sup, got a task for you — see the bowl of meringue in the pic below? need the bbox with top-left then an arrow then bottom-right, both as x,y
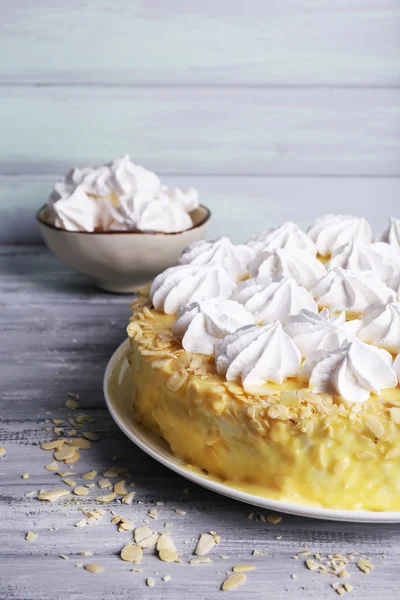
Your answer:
37,156 -> 211,292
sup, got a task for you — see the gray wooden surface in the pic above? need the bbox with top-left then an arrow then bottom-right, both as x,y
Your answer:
1,244 -> 399,600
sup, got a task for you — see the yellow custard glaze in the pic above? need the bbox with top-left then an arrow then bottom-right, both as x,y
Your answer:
128,299 -> 400,512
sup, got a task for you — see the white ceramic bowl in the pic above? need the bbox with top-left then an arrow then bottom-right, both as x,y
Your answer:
37,204 -> 211,293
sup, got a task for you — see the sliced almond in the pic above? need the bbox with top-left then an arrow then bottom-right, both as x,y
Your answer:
190,557 -> 212,565
94,492 -> 116,503
389,407 -> 400,425
266,514 -> 282,524
82,470 -> 97,480
122,491 -> 136,504
194,533 -> 215,556
166,370 -> 188,392
65,398 -> 79,410
25,531 -> 38,542
233,565 -> 256,572
98,478 -> 112,489
0,447 -> 6,458
146,578 -> 155,588
73,486 -> 89,496
84,564 -> 104,574
121,544 -> 143,563
82,432 -> 100,441
75,519 -> 87,528
54,446 -> 77,461
114,480 -> 128,495
159,549 -> 179,563
157,534 -> 176,553
65,451 -> 81,464
119,521 -> 135,532
364,415 -> 385,439
38,490 -> 70,502
102,470 -> 119,478
134,526 -> 159,548
221,573 -> 247,591
62,478 -> 76,487
68,438 -> 91,449
41,440 -> 65,451
45,461 -> 59,472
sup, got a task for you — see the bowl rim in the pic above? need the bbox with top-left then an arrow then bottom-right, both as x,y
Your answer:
36,203 -> 211,236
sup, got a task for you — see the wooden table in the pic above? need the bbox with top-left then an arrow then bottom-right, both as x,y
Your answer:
1,245 -> 399,600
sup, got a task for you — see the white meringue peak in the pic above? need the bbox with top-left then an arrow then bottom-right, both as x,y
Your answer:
249,249 -> 326,290
49,186 -> 99,232
394,353 -> 400,379
301,340 -> 398,403
247,222 -> 317,255
179,237 -> 255,282
285,308 -> 362,359
328,240 -> 400,282
389,273 -> 400,300
307,214 -> 373,257
379,217 -> 400,251
231,276 -> 318,325
359,300 -> 400,354
313,267 -> 395,315
47,156 -> 199,233
150,264 -> 236,315
172,298 -> 255,355
215,322 -> 302,392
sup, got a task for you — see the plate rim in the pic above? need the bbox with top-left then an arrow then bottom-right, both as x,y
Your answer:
104,338 -> 400,523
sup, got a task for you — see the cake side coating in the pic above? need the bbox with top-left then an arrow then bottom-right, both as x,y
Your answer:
128,295 -> 400,511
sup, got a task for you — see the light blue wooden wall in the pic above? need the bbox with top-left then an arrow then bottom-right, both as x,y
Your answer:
1,0 -> 399,243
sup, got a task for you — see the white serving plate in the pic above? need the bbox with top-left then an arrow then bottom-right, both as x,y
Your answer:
104,339 -> 400,523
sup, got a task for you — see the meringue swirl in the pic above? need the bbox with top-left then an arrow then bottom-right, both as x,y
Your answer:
249,249 -> 326,290
150,264 -> 236,315
215,322 -> 301,392
359,300 -> 400,354
328,241 -> 400,282
172,298 -> 255,355
389,273 -> 400,300
308,214 -> 373,257
285,308 -> 361,358
247,222 -> 316,255
47,155 -> 199,233
231,276 -> 318,324
179,237 -> 255,282
313,267 -> 395,315
379,217 -> 400,251
301,340 -> 398,402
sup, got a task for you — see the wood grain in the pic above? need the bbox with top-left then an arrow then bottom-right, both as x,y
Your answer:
1,0 -> 399,85
1,174 -> 399,244
1,245 -> 400,599
1,87 -> 400,177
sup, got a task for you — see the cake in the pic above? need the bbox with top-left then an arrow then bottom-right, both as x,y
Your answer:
127,216 -> 400,511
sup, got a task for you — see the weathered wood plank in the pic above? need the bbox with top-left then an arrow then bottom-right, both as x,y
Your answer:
1,246 -> 400,599
1,0 -> 399,85
0,175 -> 399,244
2,87 -> 399,178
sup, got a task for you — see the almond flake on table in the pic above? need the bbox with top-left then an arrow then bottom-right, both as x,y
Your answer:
114,480 -> 128,495
94,492 -> 116,503
69,438 -> 91,449
82,470 -> 97,480
221,573 -> 247,591
22,473 -> 29,479
122,491 -> 136,504
45,461 -> 59,472
194,533 -> 216,556
82,432 -> 100,441
65,398 -> 79,410
146,578 -> 155,588
73,486 -> 89,496
0,447 -> 6,458
84,564 -> 104,574
25,531 -> 38,542
232,565 -> 256,572
121,544 -> 143,563
98,478 -> 112,489
38,490 -> 70,502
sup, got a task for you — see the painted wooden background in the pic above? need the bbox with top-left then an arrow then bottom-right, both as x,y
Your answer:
1,0 -> 399,242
